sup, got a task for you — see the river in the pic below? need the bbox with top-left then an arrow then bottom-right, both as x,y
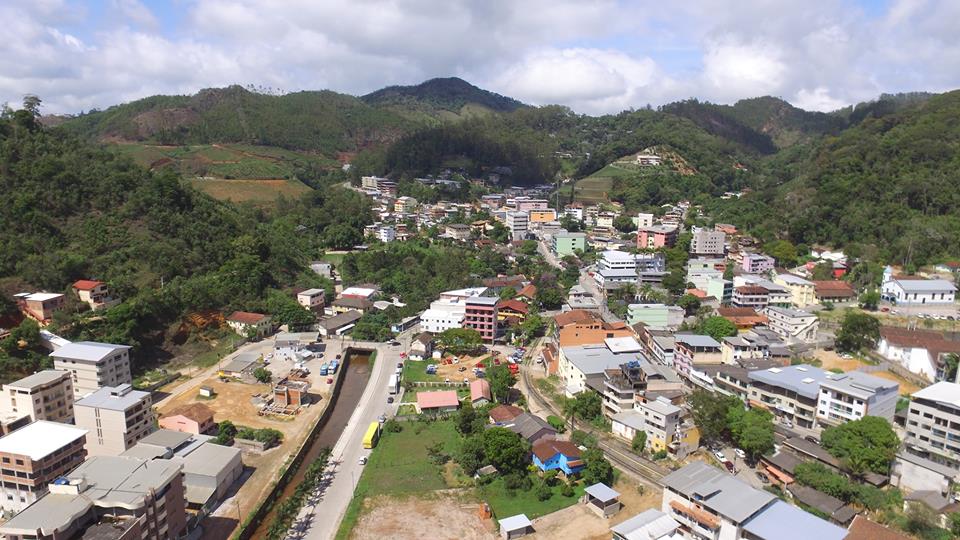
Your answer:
247,349 -> 372,540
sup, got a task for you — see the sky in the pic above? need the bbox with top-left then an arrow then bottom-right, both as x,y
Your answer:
3,0 -> 960,115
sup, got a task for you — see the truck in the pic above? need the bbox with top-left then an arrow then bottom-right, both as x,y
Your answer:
388,373 -> 400,395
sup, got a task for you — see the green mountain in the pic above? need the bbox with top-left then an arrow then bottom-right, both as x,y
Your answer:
361,77 -> 526,120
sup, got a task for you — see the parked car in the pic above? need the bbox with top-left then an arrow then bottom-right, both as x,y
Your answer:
387,396 -> 394,404
396,362 -> 403,368
390,341 -> 401,346
713,450 -> 726,461
805,435 -> 820,445
358,456 -> 368,465
734,448 -> 746,459
723,460 -> 735,473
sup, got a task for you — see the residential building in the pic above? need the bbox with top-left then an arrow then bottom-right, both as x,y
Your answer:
773,273 -> 817,307
716,307 -> 767,330
72,280 -> 120,311
421,299 -> 467,334
612,396 -> 684,454
310,261 -> 332,279
881,266 -> 957,305
0,455 -> 187,540
51,341 -> 132,398
637,225 -> 678,249
506,211 -> 529,241
496,299 -> 528,325
626,304 -> 684,329
689,227 -> 726,257
318,310 -> 362,337
531,439 -> 583,476
660,461 -> 847,540
376,224 -> 396,243
515,198 -> 549,212
0,421 -> 87,512
558,338 -> 646,395
500,413 -> 556,444
159,403 -> 216,435
13,292 -> 65,325
763,306 -> 819,343
225,311 -> 272,338
408,332 -> 434,361
529,209 -> 557,223
813,280 -> 856,303
415,391 -> 460,414
470,379 -> 492,406
331,296 -> 373,314
877,327 -> 960,382
74,384 -> 155,457
636,153 -> 662,166
611,509 -> 680,540
488,404 -> 524,425
636,213 -> 654,228
463,297 -> 498,343
715,223 -> 738,235
556,312 -> 634,348
846,515 -> 911,540
732,286 -> 771,309
296,288 -> 326,312
445,223 -> 472,241
0,370 -> 74,424
816,371 -> 899,426
673,335 -> 722,376
895,382 -> 960,492
741,253 -> 775,274
394,196 -> 418,214
563,203 -> 584,221
602,358 -> 683,418
552,232 -> 586,257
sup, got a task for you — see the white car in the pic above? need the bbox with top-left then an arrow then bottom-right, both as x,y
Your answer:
358,456 -> 368,465
734,448 -> 746,459
713,450 -> 726,461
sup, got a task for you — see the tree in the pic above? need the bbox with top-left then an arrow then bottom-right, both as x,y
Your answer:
487,364 -> 516,403
482,427 -> 529,475
727,407 -> 775,460
455,401 -> 481,435
519,313 -> 545,341
811,262 -> 835,281
821,416 -> 899,475
499,287 -> 517,300
535,286 -> 564,310
581,447 -> 614,485
632,431 -> 647,453
253,367 -> 272,384
858,290 -> 880,311
949,512 -> 960,536
701,316 -> 737,341
677,294 -> 702,316
614,214 -> 636,233
763,239 -> 799,266
835,311 -> 881,354
457,435 -> 485,476
436,327 -> 483,355
689,390 -> 741,443
944,353 -> 959,383
562,391 -> 603,423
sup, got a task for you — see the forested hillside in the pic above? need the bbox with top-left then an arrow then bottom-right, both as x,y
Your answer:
361,77 -> 525,120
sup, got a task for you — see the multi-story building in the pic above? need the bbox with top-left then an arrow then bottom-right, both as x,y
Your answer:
0,455 -> 187,540
506,211 -> 529,241
741,253 -> 775,274
376,224 -> 396,243
748,365 -> 825,430
13,292 -> 65,325
763,306 -> 819,343
514,198 -> 549,212
673,335 -> 722,376
463,297 -> 498,343
637,225 -> 678,249
0,421 -> 87,512
51,341 -> 133,398
878,327 -> 960,382
636,213 -> 654,228
75,384 -> 155,457
296,288 -> 325,313
881,266 -> 957,305
563,203 -> 585,221
444,223 -> 472,241
816,371 -> 899,426
689,227 -> 726,257
732,285 -> 771,309
893,382 -> 960,494
72,280 -> 120,311
529,209 -> 557,223
552,232 -> 586,257
393,196 -> 418,214
225,311 -> 272,339
773,273 -> 817,307
626,304 -> 684,329
661,462 -> 848,540
0,370 -> 75,424
559,338 -> 646,395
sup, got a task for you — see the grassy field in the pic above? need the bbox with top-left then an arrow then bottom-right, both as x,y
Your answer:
571,175 -> 613,204
336,420 -> 461,539
401,360 -> 441,383
112,143 -> 337,179
188,178 -> 312,206
478,477 -> 586,520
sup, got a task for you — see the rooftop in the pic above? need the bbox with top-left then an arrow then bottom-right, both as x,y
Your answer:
531,439 -> 581,461
584,482 -> 619,503
775,273 -> 814,286
226,311 -> 269,325
675,334 -> 721,348
0,421 -> 87,460
320,310 -> 363,330
5,369 -> 69,389
846,515 -> 911,540
638,396 -> 682,416
748,364 -> 832,399
610,509 -> 679,539
221,352 -> 260,373
417,390 -> 460,409
297,288 -> 325,297
561,344 -> 643,377
911,381 -> 960,405
891,277 -> 957,293
498,514 -> 532,532
819,370 -> 899,399
661,461 -> 775,523
75,384 -> 149,411
23,292 -> 64,302
72,280 -> 104,291
742,500 -> 848,540
50,341 -> 130,362
605,336 -> 642,353
340,286 -> 378,297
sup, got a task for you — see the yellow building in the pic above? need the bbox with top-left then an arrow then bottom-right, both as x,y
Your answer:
529,209 -> 557,223
773,273 -> 818,307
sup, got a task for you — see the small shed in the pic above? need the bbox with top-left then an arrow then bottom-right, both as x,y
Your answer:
583,482 -> 621,517
498,514 -> 533,540
199,386 -> 215,398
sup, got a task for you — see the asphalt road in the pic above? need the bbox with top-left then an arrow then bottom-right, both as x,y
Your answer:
285,331 -> 415,540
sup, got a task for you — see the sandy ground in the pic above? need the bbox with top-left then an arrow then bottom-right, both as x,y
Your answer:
433,353 -> 503,383
870,370 -> 922,395
813,350 -> 868,372
352,494 -> 495,540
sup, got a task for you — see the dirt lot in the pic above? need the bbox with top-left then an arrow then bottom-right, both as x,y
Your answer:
352,494 -> 495,540
870,370 -> 922,395
433,353 -> 505,383
527,477 -> 663,539
814,350 -> 868,372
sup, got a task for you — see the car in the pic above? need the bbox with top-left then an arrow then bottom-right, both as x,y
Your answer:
734,448 -> 746,459
397,362 -> 403,368
723,460 -> 735,473
390,341 -> 400,346
805,436 -> 820,445
713,450 -> 726,461
782,419 -> 794,428
387,396 -> 394,404
378,414 -> 387,423
358,456 -> 368,465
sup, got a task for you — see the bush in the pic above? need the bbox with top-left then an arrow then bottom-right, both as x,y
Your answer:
560,481 -> 575,497
384,419 -> 403,433
534,480 -> 552,501
546,415 -> 567,433
570,430 -> 597,448
652,450 -> 668,460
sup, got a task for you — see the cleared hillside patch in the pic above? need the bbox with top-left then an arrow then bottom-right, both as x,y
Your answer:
189,178 -> 312,207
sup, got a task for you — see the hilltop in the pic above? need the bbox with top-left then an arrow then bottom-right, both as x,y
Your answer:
361,77 -> 526,120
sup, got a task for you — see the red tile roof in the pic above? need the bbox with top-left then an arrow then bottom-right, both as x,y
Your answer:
227,311 -> 269,325
489,404 -> 524,423
470,379 -> 492,402
532,439 -> 581,462
846,515 -> 910,540
72,280 -> 104,291
553,309 -> 597,328
165,403 -> 215,424
880,327 -> 960,358
736,285 -> 768,295
417,390 -> 460,410
497,299 -> 529,314
813,280 -> 855,297
516,284 -> 537,299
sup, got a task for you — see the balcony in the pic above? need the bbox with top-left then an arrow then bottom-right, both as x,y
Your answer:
670,500 -> 720,534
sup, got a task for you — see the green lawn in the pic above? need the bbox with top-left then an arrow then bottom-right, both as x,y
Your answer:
335,420 -> 460,539
401,360 -> 441,382
478,477 -> 586,520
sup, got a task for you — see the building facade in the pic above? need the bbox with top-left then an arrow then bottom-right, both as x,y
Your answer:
0,421 -> 87,513
51,342 -> 132,398
74,384 -> 155,457
0,370 -> 74,424
463,297 -> 498,343
689,227 -> 726,257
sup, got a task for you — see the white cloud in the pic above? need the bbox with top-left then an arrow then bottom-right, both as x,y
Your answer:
0,0 -> 958,115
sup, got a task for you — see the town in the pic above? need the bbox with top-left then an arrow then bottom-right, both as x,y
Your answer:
1,161 -> 959,540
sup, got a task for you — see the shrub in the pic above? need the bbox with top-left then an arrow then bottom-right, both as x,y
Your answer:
560,481 -> 575,497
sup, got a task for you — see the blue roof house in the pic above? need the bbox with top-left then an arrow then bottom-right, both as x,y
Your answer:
532,439 -> 584,475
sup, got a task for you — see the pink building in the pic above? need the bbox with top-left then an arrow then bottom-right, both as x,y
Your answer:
741,253 -> 776,274
636,225 -> 679,249
463,297 -> 499,343
515,199 -> 549,212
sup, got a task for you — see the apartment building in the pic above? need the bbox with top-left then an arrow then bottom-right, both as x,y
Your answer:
296,288 -> 325,312
514,198 -> 549,212
636,212 -> 654,228
529,209 -> 557,223
552,232 -> 586,257
732,286 -> 771,309
75,384 -> 155,457
740,253 -> 775,274
0,455 -> 187,540
900,382 -> 960,478
0,421 -> 87,512
635,397 -> 683,452
394,196 -> 418,214
601,359 -> 683,418
773,273 -> 817,307
225,311 -> 272,339
376,224 -> 396,243
661,461 -> 847,540
563,203 -> 584,221
636,225 -> 678,249
559,338 -> 646,395
506,211 -> 529,241
689,227 -> 726,257
816,371 -> 899,426
673,335 -> 722,376
763,306 -> 819,343
463,297 -> 498,343
626,304 -> 684,329
0,370 -> 75,424
51,341 -> 132,398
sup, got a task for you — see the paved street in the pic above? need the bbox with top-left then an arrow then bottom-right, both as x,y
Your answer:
286,330 -> 416,540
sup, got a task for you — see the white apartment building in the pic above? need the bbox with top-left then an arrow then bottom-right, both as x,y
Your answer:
0,421 -> 87,512
0,370 -> 75,424
377,225 -> 396,243
74,384 -> 155,457
763,306 -> 819,343
816,371 -> 899,426
506,211 -> 529,241
689,227 -> 726,257
773,273 -> 817,307
893,382 -> 960,494
296,288 -> 325,312
51,341 -> 133,398
636,213 -> 654,228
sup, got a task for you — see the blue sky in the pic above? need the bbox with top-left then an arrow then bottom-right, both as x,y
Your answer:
2,0 -> 958,115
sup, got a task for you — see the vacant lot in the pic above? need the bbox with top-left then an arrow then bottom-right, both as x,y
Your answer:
479,477 -> 585,520
871,370 -> 922,395
113,143 -> 336,179
528,476 -> 662,539
189,178 -> 312,206
814,350 -> 868,372
352,495 -> 494,540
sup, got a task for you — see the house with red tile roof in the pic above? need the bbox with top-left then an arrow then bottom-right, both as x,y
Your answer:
497,299 -> 529,325
470,379 -> 492,405
226,311 -> 272,338
415,390 -> 460,414
488,404 -> 524,424
813,280 -> 856,302
73,280 -> 120,311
